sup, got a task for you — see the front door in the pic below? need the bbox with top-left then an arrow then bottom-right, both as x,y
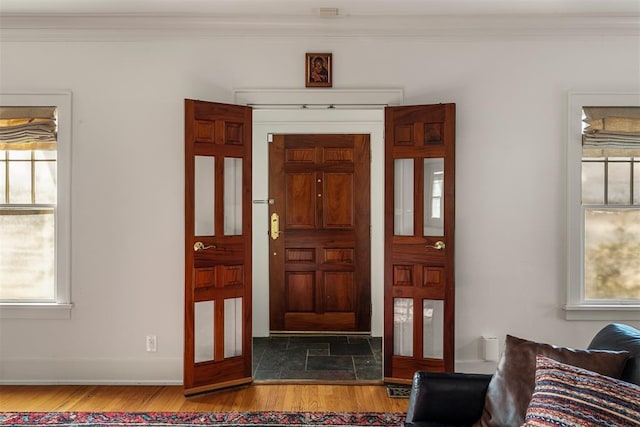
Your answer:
184,99 -> 253,395
383,104 -> 456,382
268,134 -> 371,332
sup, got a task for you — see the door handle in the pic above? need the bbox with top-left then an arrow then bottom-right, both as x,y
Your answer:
194,241 -> 216,252
270,213 -> 281,240
426,241 -> 445,250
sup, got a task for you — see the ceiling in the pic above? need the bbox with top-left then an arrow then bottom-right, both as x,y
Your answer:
0,0 -> 639,16
1,0 -> 638,38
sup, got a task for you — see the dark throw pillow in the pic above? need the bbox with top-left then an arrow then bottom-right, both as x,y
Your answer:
524,355 -> 640,426
473,334 -> 629,427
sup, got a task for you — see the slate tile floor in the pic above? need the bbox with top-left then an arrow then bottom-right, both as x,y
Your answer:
252,335 -> 382,381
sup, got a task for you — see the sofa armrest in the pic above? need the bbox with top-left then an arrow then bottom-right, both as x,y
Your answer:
405,371 -> 492,427
588,323 -> 640,386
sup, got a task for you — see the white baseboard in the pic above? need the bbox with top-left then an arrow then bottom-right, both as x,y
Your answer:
0,357 -> 183,385
1,357 -> 496,384
454,359 -> 498,375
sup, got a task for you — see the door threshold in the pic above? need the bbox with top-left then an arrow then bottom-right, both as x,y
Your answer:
269,331 -> 372,335
253,379 -> 384,386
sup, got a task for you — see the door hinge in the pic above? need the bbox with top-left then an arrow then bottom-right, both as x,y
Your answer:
267,133 -> 273,143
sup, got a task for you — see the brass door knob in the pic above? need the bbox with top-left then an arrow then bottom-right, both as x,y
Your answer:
426,241 -> 445,250
194,241 -> 216,252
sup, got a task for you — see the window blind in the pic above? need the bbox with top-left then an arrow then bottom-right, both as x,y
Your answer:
583,106 -> 640,157
0,106 -> 57,150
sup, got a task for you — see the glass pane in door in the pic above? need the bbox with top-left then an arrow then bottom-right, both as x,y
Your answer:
423,158 -> 444,236
422,299 -> 444,359
393,298 -> 413,356
224,297 -> 243,358
224,157 -> 242,236
194,156 -> 215,236
394,159 -> 414,236
194,300 -> 214,363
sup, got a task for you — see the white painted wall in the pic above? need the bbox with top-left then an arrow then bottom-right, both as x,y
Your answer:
0,33 -> 639,383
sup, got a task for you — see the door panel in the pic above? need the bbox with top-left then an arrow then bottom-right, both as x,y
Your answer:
324,173 -> 354,227
269,134 -> 371,332
286,173 -> 315,227
384,104 -> 455,382
184,99 -> 252,395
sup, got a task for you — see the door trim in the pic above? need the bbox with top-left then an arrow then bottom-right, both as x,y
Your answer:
235,89 -> 403,339
234,88 -> 403,108
250,111 -> 383,337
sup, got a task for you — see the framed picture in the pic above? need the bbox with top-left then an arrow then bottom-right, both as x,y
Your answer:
305,53 -> 332,88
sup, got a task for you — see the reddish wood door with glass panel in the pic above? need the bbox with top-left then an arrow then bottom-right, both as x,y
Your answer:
184,99 -> 252,395
384,104 -> 456,382
269,134 -> 371,332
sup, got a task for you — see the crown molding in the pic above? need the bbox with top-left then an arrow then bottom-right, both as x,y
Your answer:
1,13 -> 638,41
234,88 -> 404,107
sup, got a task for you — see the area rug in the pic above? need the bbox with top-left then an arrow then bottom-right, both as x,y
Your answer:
0,412 -> 406,427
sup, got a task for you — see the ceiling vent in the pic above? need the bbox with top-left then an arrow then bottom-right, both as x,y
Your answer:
318,7 -> 339,18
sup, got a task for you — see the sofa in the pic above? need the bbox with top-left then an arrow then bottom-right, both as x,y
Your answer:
405,323 -> 640,427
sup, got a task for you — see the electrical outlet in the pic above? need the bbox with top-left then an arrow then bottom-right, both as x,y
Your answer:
146,335 -> 157,352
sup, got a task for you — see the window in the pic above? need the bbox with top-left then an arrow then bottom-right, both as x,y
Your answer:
0,92 -> 72,319
566,92 -> 640,320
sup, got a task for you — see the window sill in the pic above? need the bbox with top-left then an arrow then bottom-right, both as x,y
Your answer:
0,303 -> 73,319
564,304 -> 640,321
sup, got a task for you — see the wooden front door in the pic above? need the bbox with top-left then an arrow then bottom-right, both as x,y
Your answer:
268,134 -> 371,332
184,100 -> 253,395
384,104 -> 456,382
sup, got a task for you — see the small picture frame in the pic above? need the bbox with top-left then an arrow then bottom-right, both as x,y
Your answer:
306,53 -> 332,88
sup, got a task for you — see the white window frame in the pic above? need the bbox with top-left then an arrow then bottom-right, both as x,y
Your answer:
565,91 -> 640,320
0,92 -> 73,319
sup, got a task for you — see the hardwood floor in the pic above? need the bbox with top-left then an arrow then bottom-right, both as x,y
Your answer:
0,384 -> 409,413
